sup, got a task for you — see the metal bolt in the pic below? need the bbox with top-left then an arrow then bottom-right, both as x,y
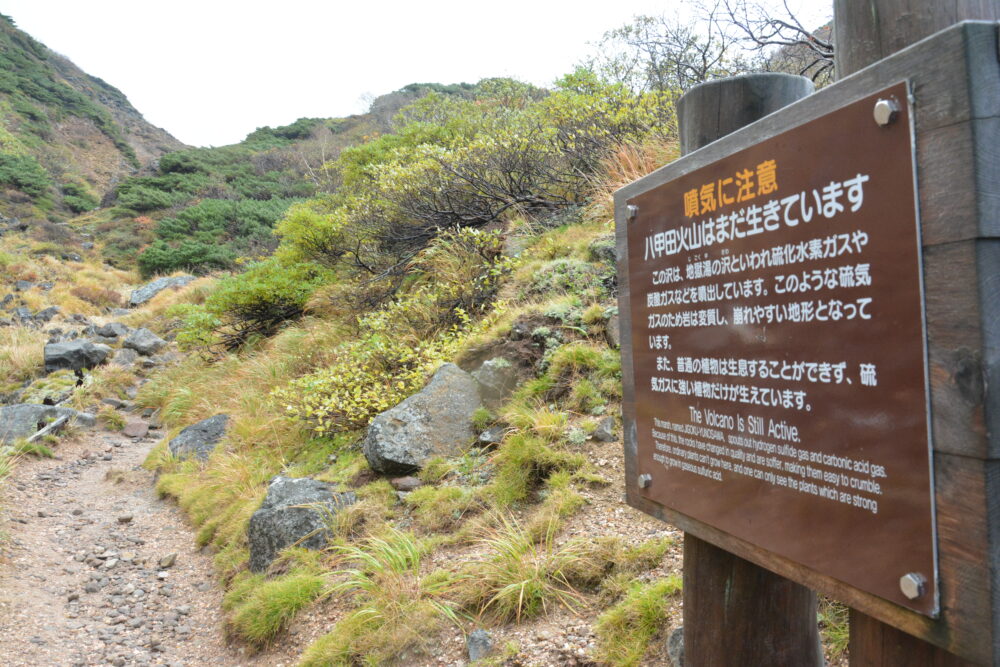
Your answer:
626,204 -> 639,221
873,98 -> 900,126
899,572 -> 926,600
637,473 -> 652,488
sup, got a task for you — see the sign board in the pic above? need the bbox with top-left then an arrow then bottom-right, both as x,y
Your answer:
624,82 -> 937,615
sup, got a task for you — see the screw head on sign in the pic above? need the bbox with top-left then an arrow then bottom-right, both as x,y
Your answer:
637,473 -> 652,489
873,98 -> 899,126
626,204 -> 639,221
899,572 -> 926,600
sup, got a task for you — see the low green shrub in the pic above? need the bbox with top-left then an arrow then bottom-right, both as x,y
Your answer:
0,152 -> 49,198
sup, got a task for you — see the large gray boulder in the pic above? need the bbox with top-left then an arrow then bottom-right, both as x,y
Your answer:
0,404 -> 95,444
362,363 -> 481,475
128,275 -> 196,307
123,328 -> 167,356
168,414 -> 229,461
248,476 -> 356,572
44,340 -> 111,373
471,358 -> 518,408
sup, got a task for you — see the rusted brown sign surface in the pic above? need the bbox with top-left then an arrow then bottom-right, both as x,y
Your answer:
626,82 -> 936,614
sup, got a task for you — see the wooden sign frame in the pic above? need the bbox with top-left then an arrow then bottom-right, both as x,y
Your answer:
615,21 -> 1000,664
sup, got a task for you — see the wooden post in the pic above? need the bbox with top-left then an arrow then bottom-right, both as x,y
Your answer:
835,2 -> 1000,664
676,72 -> 822,667
833,0 -> 1000,79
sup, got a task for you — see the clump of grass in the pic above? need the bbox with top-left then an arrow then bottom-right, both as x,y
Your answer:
585,139 -> 679,222
456,514 -> 596,623
405,485 -> 478,531
0,327 -> 46,385
485,433 -> 585,507
471,406 -> 495,431
819,597 -> 850,662
72,365 -> 137,409
227,571 -> 325,645
593,576 -> 682,666
12,439 -> 53,458
524,470 -> 585,540
300,529 -> 458,666
97,404 -> 126,431
316,479 -> 395,541
418,456 -> 453,484
568,536 -> 675,597
142,439 -> 174,470
0,452 -> 17,482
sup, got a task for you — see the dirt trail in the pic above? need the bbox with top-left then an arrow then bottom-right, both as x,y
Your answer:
0,422 -> 272,667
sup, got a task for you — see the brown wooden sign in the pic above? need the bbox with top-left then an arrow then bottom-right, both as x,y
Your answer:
625,82 -> 937,615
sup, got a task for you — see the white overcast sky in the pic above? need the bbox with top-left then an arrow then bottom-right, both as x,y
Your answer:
2,1 -> 830,148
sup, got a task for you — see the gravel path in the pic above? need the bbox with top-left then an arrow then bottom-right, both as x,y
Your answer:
0,422 -> 261,667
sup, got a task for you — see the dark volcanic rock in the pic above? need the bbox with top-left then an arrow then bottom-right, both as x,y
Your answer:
95,322 -> 129,339
167,414 -> 229,461
34,306 -> 59,323
247,476 -> 356,572
0,404 -> 95,444
44,340 -> 110,373
122,328 -> 166,356
127,276 -> 195,307
362,363 -> 481,475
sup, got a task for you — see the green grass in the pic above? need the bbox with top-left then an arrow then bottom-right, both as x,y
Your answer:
404,484 -> 478,531
12,439 -> 53,458
227,571 -> 325,645
594,576 -> 682,666
456,514 -> 596,623
485,433 -> 586,507
300,529 -> 459,665
819,597 -> 850,662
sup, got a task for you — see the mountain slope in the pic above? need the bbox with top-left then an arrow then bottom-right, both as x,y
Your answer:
0,13 -> 184,222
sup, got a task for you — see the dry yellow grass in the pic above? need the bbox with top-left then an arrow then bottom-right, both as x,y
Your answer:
0,327 -> 47,387
585,139 -> 680,222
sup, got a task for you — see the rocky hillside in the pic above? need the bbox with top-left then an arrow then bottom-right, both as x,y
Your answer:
0,13 -> 184,222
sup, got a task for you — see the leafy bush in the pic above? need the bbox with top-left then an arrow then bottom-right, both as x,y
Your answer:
276,74 -> 672,283
273,320 -> 459,434
176,256 -> 329,349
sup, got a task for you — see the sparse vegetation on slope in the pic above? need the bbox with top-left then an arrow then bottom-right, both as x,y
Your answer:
0,13 -> 183,220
